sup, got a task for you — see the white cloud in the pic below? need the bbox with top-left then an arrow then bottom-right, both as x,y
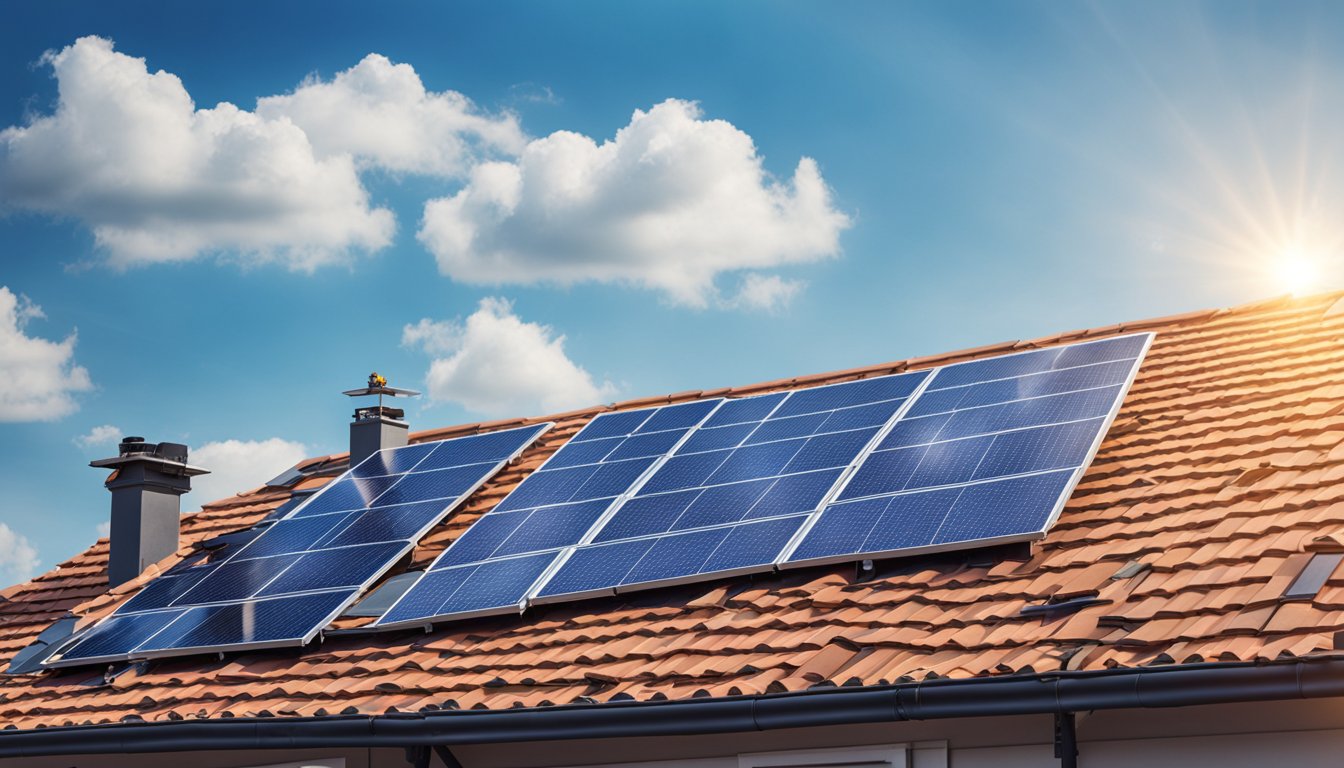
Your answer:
0,523 -> 39,586
403,297 -> 616,417
74,424 -> 121,449
729,273 -> 804,312
96,521 -> 110,538
0,36 -> 394,269
257,53 -> 525,177
0,287 -> 92,421
417,99 -> 851,308
187,438 -> 309,506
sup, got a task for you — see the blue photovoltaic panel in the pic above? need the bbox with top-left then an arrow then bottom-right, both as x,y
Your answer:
376,399 -> 723,627
55,590 -> 355,663
533,371 -> 931,602
355,334 -> 1151,631
47,423 -> 550,667
783,333 -> 1151,567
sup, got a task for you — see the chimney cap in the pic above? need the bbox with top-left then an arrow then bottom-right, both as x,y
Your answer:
91,437 -> 209,476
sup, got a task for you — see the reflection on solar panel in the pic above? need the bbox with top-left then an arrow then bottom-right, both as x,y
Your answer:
46,424 -> 550,667
782,333 -> 1151,566
534,372 -> 931,602
376,399 -> 723,627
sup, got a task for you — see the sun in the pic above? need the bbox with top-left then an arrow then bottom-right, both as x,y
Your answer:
1272,248 -> 1325,296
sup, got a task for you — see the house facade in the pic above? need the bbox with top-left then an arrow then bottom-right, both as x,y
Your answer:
2,291 -> 1344,767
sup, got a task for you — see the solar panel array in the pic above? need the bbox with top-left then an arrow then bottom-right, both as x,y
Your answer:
378,332 -> 1151,629
377,400 -> 721,626
47,424 -> 550,668
783,333 -> 1150,565
534,372 -> 930,602
48,332 -> 1152,662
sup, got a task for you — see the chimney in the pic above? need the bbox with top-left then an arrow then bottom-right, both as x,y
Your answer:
343,372 -> 420,468
92,437 -> 209,587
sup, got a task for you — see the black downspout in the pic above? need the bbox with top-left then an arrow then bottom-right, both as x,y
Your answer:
406,745 -> 430,768
1054,712 -> 1077,768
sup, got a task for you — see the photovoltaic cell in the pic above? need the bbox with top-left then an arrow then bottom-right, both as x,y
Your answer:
376,399 -> 723,627
47,423 -> 550,667
783,333 -> 1151,567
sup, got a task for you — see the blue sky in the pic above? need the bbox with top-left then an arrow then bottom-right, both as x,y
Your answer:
1,0 -> 1341,583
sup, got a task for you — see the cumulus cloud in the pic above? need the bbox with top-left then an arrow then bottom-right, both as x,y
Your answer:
187,438 -> 309,506
0,287 -> 91,421
403,297 -> 616,417
0,523 -> 39,586
417,99 -> 851,307
0,36 -> 394,269
257,53 -> 525,177
729,273 -> 804,312
74,423 -> 121,449
96,521 -> 110,538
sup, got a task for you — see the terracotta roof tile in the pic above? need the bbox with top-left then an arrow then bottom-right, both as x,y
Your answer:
2,290 -> 1344,728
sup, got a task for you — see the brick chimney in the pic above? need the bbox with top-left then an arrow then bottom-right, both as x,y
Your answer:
92,437 -> 209,587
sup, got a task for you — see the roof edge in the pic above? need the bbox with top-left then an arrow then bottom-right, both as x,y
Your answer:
4,658 -> 1343,757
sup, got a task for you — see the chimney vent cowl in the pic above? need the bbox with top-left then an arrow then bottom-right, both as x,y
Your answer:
92,438 -> 209,587
343,372 -> 420,468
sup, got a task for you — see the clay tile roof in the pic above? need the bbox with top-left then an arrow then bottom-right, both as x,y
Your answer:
1,289 -> 1343,729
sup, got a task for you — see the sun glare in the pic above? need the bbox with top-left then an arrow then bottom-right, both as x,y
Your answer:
1273,249 -> 1322,296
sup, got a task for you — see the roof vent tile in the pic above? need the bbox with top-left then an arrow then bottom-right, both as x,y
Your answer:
1111,560 -> 1151,580
1283,553 -> 1344,601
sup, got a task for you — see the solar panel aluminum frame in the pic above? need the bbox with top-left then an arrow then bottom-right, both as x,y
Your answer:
45,587 -> 362,668
372,401 -> 726,629
281,422 -> 552,522
774,332 -> 1155,571
44,423 -> 553,668
526,372 -> 935,607
376,555 -> 545,625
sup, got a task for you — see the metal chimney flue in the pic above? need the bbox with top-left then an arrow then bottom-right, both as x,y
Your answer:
344,372 -> 420,468
92,437 -> 209,588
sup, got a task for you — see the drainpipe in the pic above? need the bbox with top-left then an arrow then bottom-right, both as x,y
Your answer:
1054,712 -> 1077,768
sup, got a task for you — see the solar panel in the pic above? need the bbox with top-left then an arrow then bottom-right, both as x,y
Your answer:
375,399 -> 724,628
367,334 -> 1150,631
532,371 -> 931,603
46,423 -> 550,667
781,333 -> 1151,567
